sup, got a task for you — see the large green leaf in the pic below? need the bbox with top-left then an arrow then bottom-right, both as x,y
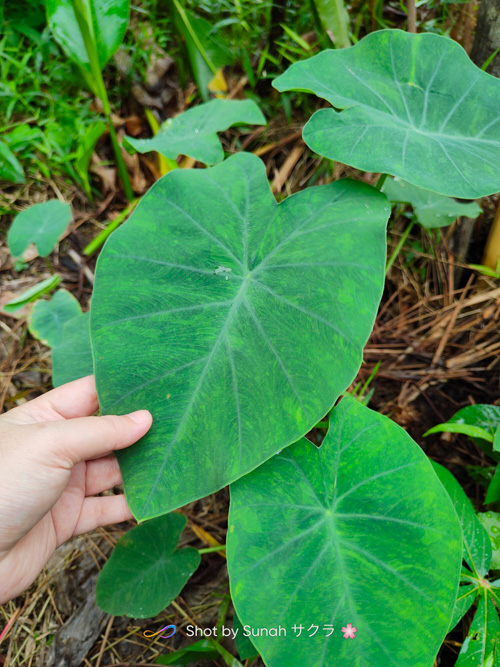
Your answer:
47,0 -> 128,71
8,200 -> 72,259
273,30 -> 500,198
91,152 -> 389,520
52,312 -> 93,387
382,177 -> 481,228
227,397 -> 462,667
455,592 -> 500,666
124,99 -> 266,166
96,513 -> 200,618
29,289 -> 82,347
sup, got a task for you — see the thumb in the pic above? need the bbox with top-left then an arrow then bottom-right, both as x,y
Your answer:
30,410 -> 152,467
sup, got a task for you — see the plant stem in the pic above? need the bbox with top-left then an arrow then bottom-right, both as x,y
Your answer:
375,173 -> 388,190
83,198 -> 139,256
44,256 -> 54,274
386,218 -> 416,274
198,545 -> 227,555
73,0 -> 134,202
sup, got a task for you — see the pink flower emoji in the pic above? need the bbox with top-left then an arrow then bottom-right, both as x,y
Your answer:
342,623 -> 357,639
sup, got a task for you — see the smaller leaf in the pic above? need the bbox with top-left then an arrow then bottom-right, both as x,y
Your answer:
425,423 -> 494,442
75,121 -> 106,195
233,614 -> 258,661
449,582 -> 479,631
96,512 -> 200,618
486,466 -> 500,505
124,99 -> 265,165
0,139 -> 25,184
8,200 -> 72,259
478,513 -> 500,570
155,639 -> 219,665
52,312 -> 93,387
456,592 -> 500,666
28,290 -> 81,347
432,462 -> 492,577
4,276 -> 61,314
382,177 -> 481,228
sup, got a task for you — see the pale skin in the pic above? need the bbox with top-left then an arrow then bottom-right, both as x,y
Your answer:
0,375 -> 152,604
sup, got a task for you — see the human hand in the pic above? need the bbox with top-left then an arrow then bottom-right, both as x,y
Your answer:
0,375 -> 152,604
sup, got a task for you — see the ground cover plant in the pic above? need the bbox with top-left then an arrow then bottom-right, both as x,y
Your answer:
3,1 -> 500,666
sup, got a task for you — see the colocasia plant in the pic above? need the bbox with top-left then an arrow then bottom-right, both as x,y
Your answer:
48,29 -> 500,666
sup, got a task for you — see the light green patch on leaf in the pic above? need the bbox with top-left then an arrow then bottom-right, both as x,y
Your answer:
91,152 -> 390,520
4,276 -> 61,314
28,289 -> 82,347
273,29 -> 500,198
8,200 -> 72,259
478,513 -> 500,570
96,513 -> 200,618
124,99 -> 266,165
52,312 -> 93,387
382,177 -> 481,228
227,397 -> 462,667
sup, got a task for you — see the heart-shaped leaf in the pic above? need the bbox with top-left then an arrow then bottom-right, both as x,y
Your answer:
96,512 -> 200,618
227,397 -> 462,667
47,0 -> 128,71
52,312 -> 93,387
273,29 -> 500,198
29,289 -> 82,347
91,152 -> 390,520
8,200 -> 72,259
382,178 -> 481,228
124,99 -> 266,165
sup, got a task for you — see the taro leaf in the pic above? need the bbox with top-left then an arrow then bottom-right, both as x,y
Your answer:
455,592 -> 500,666
52,312 -> 93,387
91,152 -> 390,520
233,613 -> 258,661
227,397 -> 462,667
46,0 -> 129,71
155,639 -> 219,665
382,177 -> 482,228
8,200 -> 72,258
124,99 -> 266,166
0,139 -> 25,184
29,289 -> 82,347
432,462 -> 492,577
96,512 -> 200,618
4,275 -> 61,314
273,29 -> 500,199
478,513 -> 500,570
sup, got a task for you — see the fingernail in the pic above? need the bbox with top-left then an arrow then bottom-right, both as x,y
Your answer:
127,410 -> 152,425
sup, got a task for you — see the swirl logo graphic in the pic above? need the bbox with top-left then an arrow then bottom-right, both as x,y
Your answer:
143,624 -> 177,639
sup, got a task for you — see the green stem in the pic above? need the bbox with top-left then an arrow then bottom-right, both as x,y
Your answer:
375,173 -> 388,191
171,0 -> 218,75
83,199 -> 139,256
44,256 -> 54,274
73,0 -> 134,202
198,545 -> 226,555
385,218 -> 416,275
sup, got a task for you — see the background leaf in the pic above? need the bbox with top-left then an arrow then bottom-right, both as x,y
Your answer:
0,139 -> 25,183
4,276 -> 61,314
382,177 -> 481,228
228,397 -> 462,667
273,30 -> 500,198
478,513 -> 500,570
455,593 -> 500,666
91,152 -> 390,520
8,200 -> 72,258
124,99 -> 266,165
52,312 -> 93,387
28,289 -> 82,347
96,513 -> 200,618
46,0 -> 129,71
